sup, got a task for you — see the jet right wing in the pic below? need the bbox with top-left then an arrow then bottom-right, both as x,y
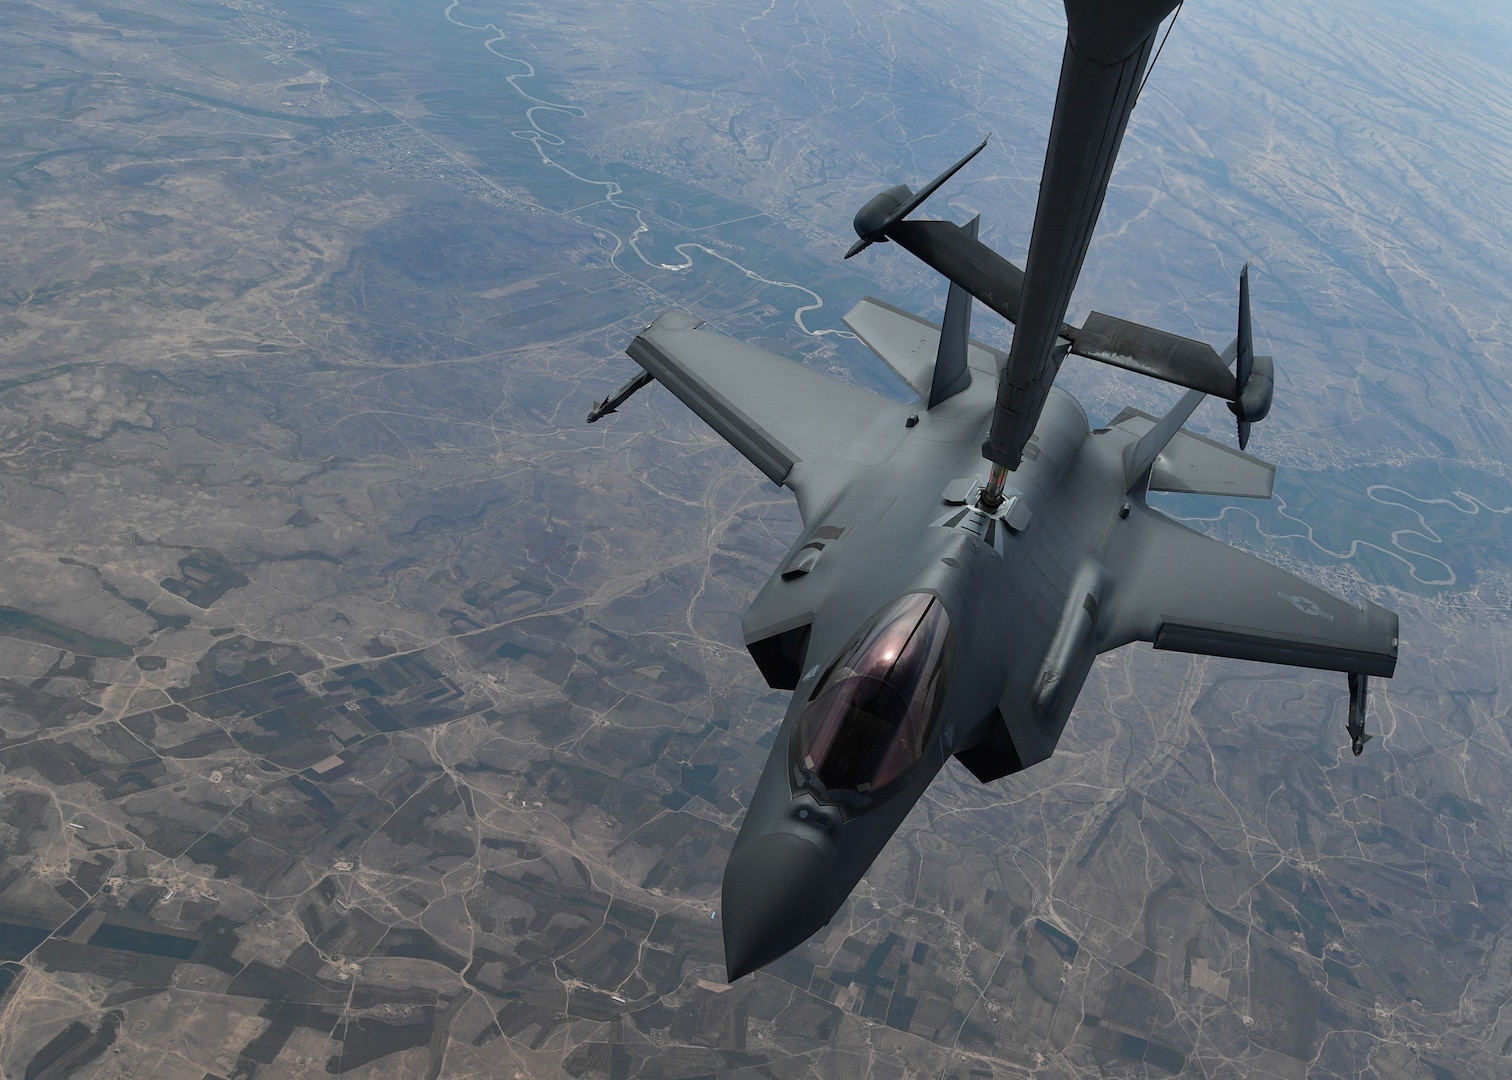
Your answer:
626,311 -> 910,522
1098,506 -> 1398,677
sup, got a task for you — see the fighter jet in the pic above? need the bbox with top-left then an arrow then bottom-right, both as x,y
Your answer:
589,0 -> 1398,981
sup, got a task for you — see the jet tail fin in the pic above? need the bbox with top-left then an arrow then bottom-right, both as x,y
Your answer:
842,297 -> 1006,403
927,216 -> 977,408
1111,406 -> 1276,499
1125,388 -> 1206,494
1119,336 -> 1252,495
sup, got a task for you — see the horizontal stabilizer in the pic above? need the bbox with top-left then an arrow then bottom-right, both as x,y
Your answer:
1111,407 -> 1275,498
843,297 -> 1006,398
1067,312 -> 1236,400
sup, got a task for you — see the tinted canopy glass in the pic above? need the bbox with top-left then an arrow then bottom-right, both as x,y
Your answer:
794,592 -> 954,795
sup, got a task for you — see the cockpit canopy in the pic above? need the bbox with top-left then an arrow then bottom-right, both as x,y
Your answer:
793,592 -> 955,798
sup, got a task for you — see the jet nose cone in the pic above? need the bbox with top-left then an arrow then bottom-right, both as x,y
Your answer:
722,830 -> 842,982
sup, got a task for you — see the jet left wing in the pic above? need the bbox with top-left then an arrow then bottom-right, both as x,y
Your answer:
626,311 -> 910,520
1099,507 -> 1398,677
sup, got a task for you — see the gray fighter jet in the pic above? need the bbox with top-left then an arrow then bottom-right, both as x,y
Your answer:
589,0 -> 1398,981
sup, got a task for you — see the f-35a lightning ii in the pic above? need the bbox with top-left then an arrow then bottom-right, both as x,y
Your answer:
589,0 -> 1398,981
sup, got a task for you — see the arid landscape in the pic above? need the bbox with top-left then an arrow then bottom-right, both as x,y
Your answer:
0,0 -> 1510,1076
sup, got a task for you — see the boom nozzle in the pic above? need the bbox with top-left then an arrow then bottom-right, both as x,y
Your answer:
976,461 -> 1010,512
587,369 -> 654,423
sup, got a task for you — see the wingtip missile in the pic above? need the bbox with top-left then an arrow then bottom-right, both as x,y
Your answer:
586,395 -> 618,423
586,369 -> 654,424
1347,672 -> 1372,755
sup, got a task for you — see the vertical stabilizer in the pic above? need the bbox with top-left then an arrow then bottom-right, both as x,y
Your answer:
1125,388 -> 1205,494
1123,335 -> 1239,493
928,216 -> 978,408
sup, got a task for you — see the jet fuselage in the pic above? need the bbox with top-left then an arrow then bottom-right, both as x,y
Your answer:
723,376 -> 1127,979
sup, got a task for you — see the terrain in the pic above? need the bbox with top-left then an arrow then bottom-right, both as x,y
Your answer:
0,0 -> 1510,1077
